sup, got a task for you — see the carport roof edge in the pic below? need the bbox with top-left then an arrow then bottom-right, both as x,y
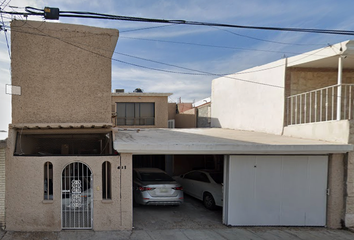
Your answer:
113,128 -> 353,155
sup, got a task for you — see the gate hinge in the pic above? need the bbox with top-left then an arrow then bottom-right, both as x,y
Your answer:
326,188 -> 330,196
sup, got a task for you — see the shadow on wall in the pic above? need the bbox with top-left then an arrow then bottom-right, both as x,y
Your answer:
174,116 -> 221,129
210,118 -> 221,128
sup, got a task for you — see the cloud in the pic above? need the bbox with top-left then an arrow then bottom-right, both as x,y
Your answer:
112,65 -> 212,103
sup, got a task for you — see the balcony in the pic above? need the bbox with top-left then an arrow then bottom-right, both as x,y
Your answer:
286,84 -> 354,125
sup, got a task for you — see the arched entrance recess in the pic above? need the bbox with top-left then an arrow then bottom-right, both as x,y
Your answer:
61,162 -> 93,229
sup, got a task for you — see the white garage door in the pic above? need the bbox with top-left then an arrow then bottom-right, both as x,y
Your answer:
223,155 -> 328,226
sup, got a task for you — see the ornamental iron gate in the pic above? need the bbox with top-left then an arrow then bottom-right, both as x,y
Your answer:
62,162 -> 93,229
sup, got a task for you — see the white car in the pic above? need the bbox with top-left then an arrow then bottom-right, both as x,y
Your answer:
174,170 -> 223,209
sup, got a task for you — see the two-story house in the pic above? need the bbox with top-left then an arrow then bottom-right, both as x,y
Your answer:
211,40 -> 354,228
5,20 -> 133,231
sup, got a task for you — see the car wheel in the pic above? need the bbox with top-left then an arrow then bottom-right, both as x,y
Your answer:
203,192 -> 216,210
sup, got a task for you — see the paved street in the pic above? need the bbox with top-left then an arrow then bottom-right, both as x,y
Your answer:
1,196 -> 353,239
1,227 -> 354,240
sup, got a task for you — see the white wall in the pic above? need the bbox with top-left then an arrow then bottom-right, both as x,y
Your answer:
211,59 -> 286,135
283,120 -> 350,144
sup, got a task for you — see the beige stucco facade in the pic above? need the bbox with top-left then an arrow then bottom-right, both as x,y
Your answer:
5,128 -> 132,231
327,154 -> 346,228
0,140 -> 5,229
6,20 -> 131,231
111,93 -> 171,128
11,20 -> 118,124
346,152 -> 354,227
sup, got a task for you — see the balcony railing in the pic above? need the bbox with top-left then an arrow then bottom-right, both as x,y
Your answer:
286,84 -> 354,125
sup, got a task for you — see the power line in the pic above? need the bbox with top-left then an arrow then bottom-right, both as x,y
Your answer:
209,26 -> 325,46
2,6 -> 354,36
120,36 -> 331,57
10,23 -> 284,89
0,9 -> 11,59
10,23 -> 335,79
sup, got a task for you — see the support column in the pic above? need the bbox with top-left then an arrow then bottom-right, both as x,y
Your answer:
337,56 -> 343,120
326,154 -> 345,228
345,152 -> 354,228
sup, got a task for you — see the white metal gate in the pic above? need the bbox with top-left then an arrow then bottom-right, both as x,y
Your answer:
223,155 -> 328,226
62,162 -> 93,229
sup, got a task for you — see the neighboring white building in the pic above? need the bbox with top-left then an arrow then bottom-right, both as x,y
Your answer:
211,40 -> 354,228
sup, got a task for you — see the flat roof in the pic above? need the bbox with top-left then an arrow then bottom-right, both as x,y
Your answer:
114,128 -> 352,155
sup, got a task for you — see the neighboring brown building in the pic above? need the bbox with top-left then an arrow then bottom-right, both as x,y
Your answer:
111,91 -> 172,128
168,102 -> 197,128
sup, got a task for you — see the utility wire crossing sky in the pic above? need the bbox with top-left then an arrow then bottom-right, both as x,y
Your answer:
1,0 -> 354,140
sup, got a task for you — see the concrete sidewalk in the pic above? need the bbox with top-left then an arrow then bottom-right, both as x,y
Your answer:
1,227 -> 354,240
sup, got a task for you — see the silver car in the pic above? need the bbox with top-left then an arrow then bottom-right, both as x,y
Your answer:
133,168 -> 184,206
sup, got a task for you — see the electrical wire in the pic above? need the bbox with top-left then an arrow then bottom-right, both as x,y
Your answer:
0,8 -> 11,59
209,26 -> 326,46
9,21 -> 341,87
2,7 -> 354,36
10,23 -> 283,89
120,36 -> 331,57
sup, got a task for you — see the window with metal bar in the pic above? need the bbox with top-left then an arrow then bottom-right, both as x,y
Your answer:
116,102 -> 155,125
102,161 -> 111,199
44,162 -> 53,200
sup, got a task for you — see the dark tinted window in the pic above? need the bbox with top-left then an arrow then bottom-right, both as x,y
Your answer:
184,172 -> 199,180
184,171 -> 210,183
139,172 -> 174,181
209,173 -> 223,184
198,173 -> 210,183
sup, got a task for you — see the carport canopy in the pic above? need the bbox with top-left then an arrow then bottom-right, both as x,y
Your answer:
113,128 -> 353,155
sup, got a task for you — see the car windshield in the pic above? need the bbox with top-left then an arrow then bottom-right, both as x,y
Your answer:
139,172 -> 174,182
209,173 -> 223,184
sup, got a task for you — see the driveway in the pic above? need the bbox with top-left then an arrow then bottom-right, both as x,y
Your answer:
133,194 -> 224,230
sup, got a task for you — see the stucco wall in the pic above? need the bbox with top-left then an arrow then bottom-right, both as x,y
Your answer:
5,129 -> 132,231
197,104 -> 211,128
168,103 -> 176,120
347,152 -> 354,228
11,20 -> 119,124
283,120 -> 350,144
175,113 -> 196,128
111,95 -> 169,128
327,154 -> 345,228
211,59 -> 286,135
0,141 -> 5,229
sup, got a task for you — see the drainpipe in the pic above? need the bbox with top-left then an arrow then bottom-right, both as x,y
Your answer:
337,55 -> 344,120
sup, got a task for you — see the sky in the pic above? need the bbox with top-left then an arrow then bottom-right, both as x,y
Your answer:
1,0 -> 354,139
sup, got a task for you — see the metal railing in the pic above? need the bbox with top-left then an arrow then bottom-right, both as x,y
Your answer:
286,84 -> 354,125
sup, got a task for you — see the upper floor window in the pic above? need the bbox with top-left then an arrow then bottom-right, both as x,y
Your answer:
116,103 -> 155,126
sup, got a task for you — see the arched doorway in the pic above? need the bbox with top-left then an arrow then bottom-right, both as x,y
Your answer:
61,162 -> 93,229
